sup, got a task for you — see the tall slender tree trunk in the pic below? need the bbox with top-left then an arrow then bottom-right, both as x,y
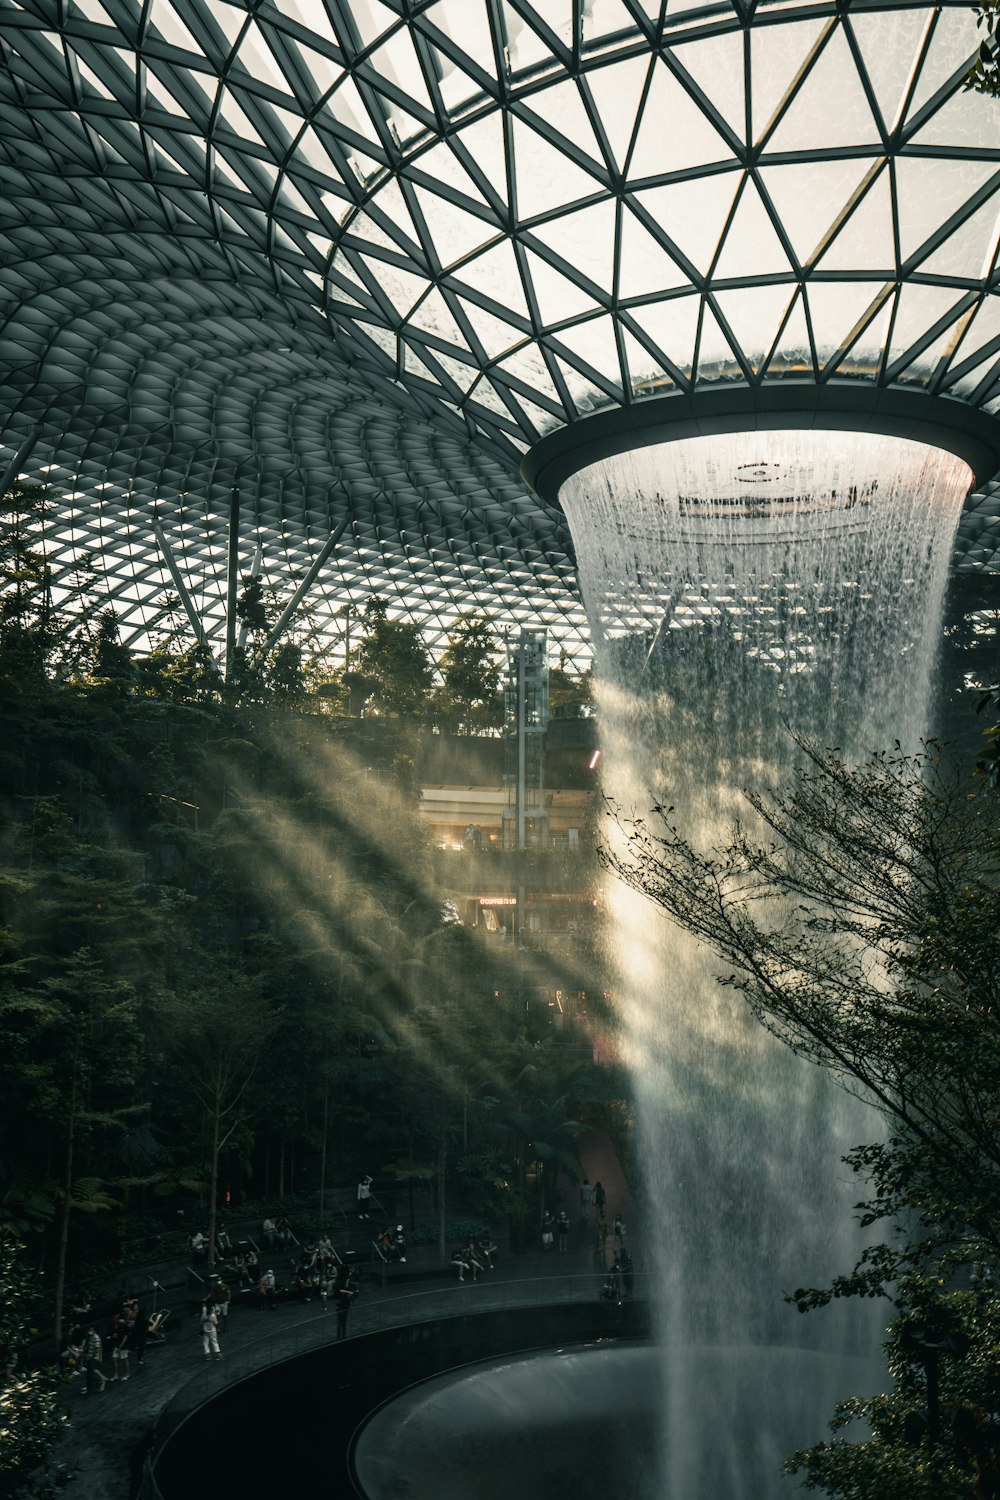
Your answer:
53,1067 -> 78,1343
206,1097 -> 221,1270
319,1077 -> 329,1219
436,1118 -> 447,1262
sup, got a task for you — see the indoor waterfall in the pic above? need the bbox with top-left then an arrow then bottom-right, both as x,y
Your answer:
559,429 -> 972,1498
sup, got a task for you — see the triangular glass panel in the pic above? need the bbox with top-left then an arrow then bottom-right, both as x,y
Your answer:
634,173 -> 741,278
550,353 -> 614,416
712,178 -> 794,280
153,1 -> 202,55
415,140 -> 492,211
530,200 -> 617,291
512,116 -> 603,220
906,7 -> 979,122
323,74 -> 372,141
949,345 -> 1000,404
583,55 -> 651,173
835,293 -> 895,381
847,9 -> 930,134
621,322 -> 676,399
455,112 -> 519,198
454,295 -> 522,359
435,40 -> 490,117
942,295 -> 1000,387
345,0 -> 398,51
345,209 -> 397,254
814,169 -> 894,274
502,0 -> 556,72
886,283 -> 969,370
895,312 -> 974,389
762,291 -> 815,379
520,78 -> 608,172
582,0 -> 645,44
434,2 -> 498,92
895,157 -> 999,266
367,179 -> 421,256
696,302 -> 744,384
431,347 -> 480,394
618,206 -> 689,299
758,158 -> 878,267
360,255 -> 428,319
916,193 -> 1000,282
750,18 -> 826,143
628,294 -> 701,379
495,343 -> 566,409
629,58 -> 733,179
458,237 -> 529,324
406,286 -> 476,353
293,39 -> 344,99
505,389 -> 564,438
906,85 -> 1000,151
369,29 -> 434,116
672,28 -> 746,143
204,0 -> 246,50
807,280 -> 890,368
767,29 -> 880,154
522,245 -> 603,325
412,184 -> 494,270
243,18 -> 288,94
356,321 -> 397,362
467,374 -> 516,420
714,284 -> 796,374
216,87 -> 263,146
553,314 -> 623,387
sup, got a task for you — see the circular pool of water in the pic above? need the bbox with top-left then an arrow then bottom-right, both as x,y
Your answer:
352,1339 -> 880,1500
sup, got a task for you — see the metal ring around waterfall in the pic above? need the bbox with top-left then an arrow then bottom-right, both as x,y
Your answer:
520,385 -> 1000,505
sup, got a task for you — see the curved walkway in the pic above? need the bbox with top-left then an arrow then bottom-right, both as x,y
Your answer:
54,1141 -> 635,1500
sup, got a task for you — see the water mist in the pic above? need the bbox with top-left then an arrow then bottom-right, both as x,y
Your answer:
559,429 -> 971,1499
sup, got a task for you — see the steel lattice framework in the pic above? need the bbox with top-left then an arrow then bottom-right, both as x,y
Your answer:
3,0 -> 1000,666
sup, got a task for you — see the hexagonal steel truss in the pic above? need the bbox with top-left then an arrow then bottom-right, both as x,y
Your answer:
2,0 -> 1000,669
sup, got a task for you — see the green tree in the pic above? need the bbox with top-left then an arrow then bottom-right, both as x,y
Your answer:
352,598 -> 433,718
432,614 -> 502,734
0,1239 -> 64,1500
165,969 -> 278,1268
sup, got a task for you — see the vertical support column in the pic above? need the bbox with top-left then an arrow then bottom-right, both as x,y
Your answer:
0,432 -> 38,500
225,473 -> 242,682
517,639 -> 527,850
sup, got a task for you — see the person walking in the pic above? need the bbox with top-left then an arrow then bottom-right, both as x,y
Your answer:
200,1302 -> 222,1361
214,1279 -> 231,1336
613,1213 -> 626,1249
334,1268 -> 358,1340
82,1326 -> 107,1395
593,1180 -> 606,1216
357,1175 -> 373,1219
126,1299 -> 149,1368
595,1212 -> 609,1258
579,1178 -> 593,1220
109,1315 -> 130,1382
556,1209 -> 570,1253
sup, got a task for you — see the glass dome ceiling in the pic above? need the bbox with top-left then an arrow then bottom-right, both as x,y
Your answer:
2,0 -> 1000,661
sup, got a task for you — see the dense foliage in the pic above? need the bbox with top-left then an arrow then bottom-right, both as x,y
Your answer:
0,484 -> 621,1346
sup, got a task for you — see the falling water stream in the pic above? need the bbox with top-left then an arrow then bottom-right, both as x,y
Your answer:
559,429 -> 972,1498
